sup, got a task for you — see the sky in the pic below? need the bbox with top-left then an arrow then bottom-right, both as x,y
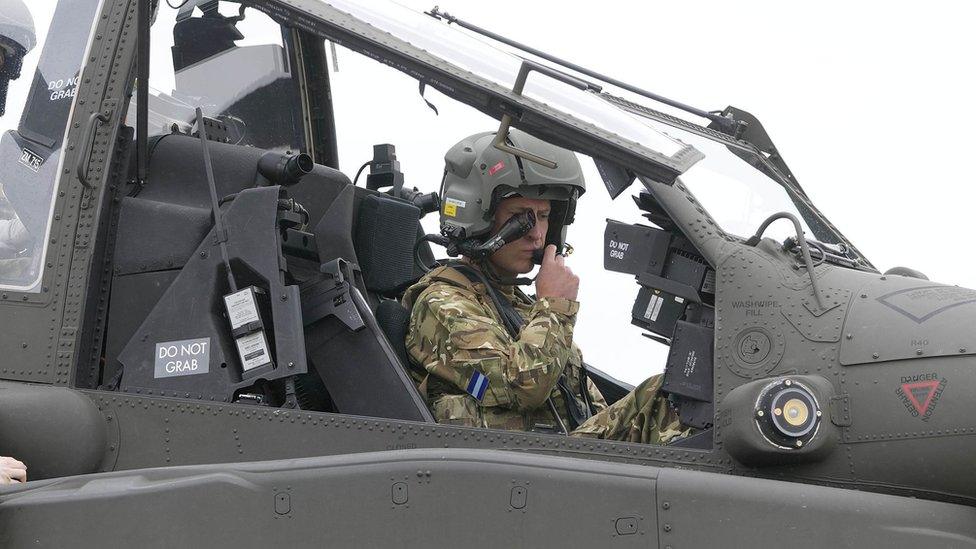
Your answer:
4,1 -> 975,387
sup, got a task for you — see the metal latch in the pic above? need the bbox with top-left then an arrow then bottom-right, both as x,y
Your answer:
828,394 -> 852,427
300,258 -> 365,331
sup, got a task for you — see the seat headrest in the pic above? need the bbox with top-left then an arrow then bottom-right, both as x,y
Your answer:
354,194 -> 421,296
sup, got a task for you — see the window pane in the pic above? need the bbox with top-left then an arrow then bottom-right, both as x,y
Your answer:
0,0 -> 105,292
141,2 -> 307,153
319,0 -> 689,161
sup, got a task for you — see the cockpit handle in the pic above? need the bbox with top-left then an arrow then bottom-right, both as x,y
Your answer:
75,110 -> 110,189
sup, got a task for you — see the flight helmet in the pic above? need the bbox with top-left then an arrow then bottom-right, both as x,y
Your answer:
439,128 -> 585,254
0,0 -> 36,116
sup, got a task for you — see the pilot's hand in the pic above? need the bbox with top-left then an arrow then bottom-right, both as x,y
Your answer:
0,456 -> 27,484
535,244 -> 579,302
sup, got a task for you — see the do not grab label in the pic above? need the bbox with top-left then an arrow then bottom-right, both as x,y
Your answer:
154,337 -> 211,378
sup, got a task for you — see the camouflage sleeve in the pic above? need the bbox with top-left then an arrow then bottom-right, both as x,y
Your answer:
406,282 -> 579,412
570,373 -> 695,445
586,376 -> 608,414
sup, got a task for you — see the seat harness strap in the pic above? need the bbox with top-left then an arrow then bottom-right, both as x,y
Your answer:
450,263 -> 592,431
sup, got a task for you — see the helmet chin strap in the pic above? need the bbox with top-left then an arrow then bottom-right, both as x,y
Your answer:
474,257 -> 536,287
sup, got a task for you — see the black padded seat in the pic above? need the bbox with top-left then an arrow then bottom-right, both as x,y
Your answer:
353,193 -> 424,298
105,135 -> 352,377
105,135 -> 433,421
375,298 -> 413,370
308,186 -> 433,422
349,192 -> 437,375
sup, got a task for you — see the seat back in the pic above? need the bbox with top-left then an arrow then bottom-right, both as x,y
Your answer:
308,192 -> 432,421
354,193 -> 423,297
349,191 -> 435,403
375,298 -> 413,370
302,276 -> 432,422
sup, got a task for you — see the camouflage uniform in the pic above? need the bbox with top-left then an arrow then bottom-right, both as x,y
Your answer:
403,263 -> 605,432
403,262 -> 694,444
571,373 -> 693,445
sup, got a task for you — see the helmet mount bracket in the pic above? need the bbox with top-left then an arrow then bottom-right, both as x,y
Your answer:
491,59 -> 602,170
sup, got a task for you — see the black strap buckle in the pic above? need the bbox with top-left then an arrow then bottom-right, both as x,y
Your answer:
300,258 -> 365,331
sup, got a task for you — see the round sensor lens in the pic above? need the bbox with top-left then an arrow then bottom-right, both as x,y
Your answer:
783,398 -> 809,427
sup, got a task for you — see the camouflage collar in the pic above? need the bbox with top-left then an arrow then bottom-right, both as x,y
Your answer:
462,258 -> 518,302
400,260 -> 530,311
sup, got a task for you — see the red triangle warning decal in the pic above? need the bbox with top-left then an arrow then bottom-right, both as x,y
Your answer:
901,380 -> 940,415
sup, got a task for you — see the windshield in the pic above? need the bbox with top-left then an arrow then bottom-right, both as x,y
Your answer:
141,2 -> 307,154
661,126 -> 826,243
318,0 -> 691,163
318,0 -> 843,248
0,0 -> 105,292
616,109 -> 841,245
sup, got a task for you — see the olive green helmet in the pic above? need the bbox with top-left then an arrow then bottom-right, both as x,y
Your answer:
0,0 -> 36,117
439,129 -> 585,251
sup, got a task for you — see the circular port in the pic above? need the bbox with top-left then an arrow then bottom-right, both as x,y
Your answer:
783,398 -> 809,427
755,379 -> 821,448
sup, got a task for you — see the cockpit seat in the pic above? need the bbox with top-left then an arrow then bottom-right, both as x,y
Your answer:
104,134 -> 431,420
305,184 -> 432,422
349,191 -> 433,379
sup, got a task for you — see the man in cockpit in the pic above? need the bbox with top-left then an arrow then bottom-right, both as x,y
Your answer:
402,129 -> 693,444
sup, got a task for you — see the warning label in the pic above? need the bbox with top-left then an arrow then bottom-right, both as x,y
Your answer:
644,293 -> 663,322
224,288 -> 261,330
443,197 -> 465,218
154,337 -> 210,378
895,372 -> 947,421
488,161 -> 505,176
236,331 -> 271,371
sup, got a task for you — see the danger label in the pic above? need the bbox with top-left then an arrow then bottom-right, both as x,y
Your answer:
895,372 -> 947,421
154,338 -> 210,378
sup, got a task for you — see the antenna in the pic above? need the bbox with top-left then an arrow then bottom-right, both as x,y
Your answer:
195,107 -> 237,293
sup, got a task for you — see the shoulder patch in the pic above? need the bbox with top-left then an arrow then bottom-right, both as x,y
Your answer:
466,370 -> 489,401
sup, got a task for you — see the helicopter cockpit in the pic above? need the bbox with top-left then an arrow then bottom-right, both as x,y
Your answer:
5,0 -> 976,526
0,0 -> 869,440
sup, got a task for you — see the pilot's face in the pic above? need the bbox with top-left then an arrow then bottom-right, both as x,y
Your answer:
487,196 -> 550,277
